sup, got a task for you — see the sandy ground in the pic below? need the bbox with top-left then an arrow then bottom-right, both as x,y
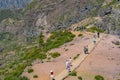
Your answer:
22,32 -> 94,80
22,33 -> 120,80
65,34 -> 120,80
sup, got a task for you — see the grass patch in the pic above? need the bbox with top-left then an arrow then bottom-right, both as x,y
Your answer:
43,30 -> 75,51
33,75 -> 38,78
78,76 -> 82,80
87,27 -> 104,33
78,33 -> 83,37
19,76 -> 29,80
28,68 -> 34,73
50,52 -> 60,58
69,71 -> 77,76
73,54 -> 80,60
95,75 -> 104,80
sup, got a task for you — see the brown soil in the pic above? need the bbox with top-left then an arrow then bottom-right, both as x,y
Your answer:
65,35 -> 120,80
22,33 -> 120,80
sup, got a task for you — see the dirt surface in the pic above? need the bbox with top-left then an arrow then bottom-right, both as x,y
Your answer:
22,32 -> 94,80
22,33 -> 120,80
65,35 -> 120,80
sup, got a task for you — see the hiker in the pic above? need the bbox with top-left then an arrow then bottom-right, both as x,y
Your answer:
84,46 -> 88,54
93,35 -> 96,44
97,32 -> 100,38
66,60 -> 71,72
50,70 -> 55,80
69,57 -> 72,66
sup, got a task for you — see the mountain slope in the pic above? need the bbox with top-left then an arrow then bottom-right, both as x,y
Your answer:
0,0 -> 32,9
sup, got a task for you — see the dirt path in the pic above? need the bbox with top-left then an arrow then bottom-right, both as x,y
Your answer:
22,32 -> 95,80
65,34 -> 120,80
54,33 -> 104,80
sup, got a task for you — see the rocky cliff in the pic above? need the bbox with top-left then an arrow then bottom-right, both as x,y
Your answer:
0,0 -> 119,44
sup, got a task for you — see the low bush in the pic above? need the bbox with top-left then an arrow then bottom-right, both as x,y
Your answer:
44,30 -> 75,51
73,54 -> 80,60
78,33 -> 83,37
33,75 -> 38,78
87,27 -> 104,33
50,52 -> 60,58
78,76 -> 82,80
95,75 -> 104,80
19,76 -> 29,80
28,68 -> 34,73
69,71 -> 77,76
4,75 -> 19,80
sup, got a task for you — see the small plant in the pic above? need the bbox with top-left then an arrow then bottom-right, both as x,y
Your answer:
50,52 -> 60,58
33,75 -> 38,78
64,48 -> 68,51
69,71 -> 77,76
19,76 -> 29,80
78,76 -> 82,80
78,33 -> 83,37
94,75 -> 104,80
73,54 -> 80,60
87,27 -> 104,33
28,68 -> 34,73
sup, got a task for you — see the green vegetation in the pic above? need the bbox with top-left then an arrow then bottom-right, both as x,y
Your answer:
4,75 -> 29,80
28,68 -> 34,73
95,75 -> 104,80
4,75 -> 20,80
87,27 -> 104,33
73,54 -> 80,60
97,0 -> 104,4
25,0 -> 38,10
33,75 -> 38,78
103,0 -> 117,8
50,52 -> 60,58
69,71 -> 77,76
43,30 -> 75,51
39,32 -> 44,50
78,76 -> 82,80
19,76 -> 29,80
78,33 -> 83,37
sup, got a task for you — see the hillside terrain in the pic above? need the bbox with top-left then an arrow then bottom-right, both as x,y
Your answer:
0,0 -> 120,80
0,0 -> 32,9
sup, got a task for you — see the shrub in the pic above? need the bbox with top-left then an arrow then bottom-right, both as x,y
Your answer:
95,75 -> 104,80
69,71 -> 77,76
28,68 -> 34,73
78,76 -> 82,80
33,75 -> 38,78
78,34 -> 83,37
87,27 -> 104,33
4,75 -> 19,80
50,52 -> 60,58
19,76 -> 29,80
44,30 -> 75,51
73,54 -> 80,60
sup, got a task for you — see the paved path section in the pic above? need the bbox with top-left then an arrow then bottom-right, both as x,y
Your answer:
54,34 -> 104,80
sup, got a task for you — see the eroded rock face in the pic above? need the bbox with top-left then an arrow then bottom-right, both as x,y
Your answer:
36,13 -> 47,27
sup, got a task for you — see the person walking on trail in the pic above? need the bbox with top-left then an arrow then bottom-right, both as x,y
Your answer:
69,57 -> 72,66
93,35 -> 96,44
84,45 -> 88,54
97,32 -> 100,38
50,70 -> 55,80
66,60 -> 71,72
